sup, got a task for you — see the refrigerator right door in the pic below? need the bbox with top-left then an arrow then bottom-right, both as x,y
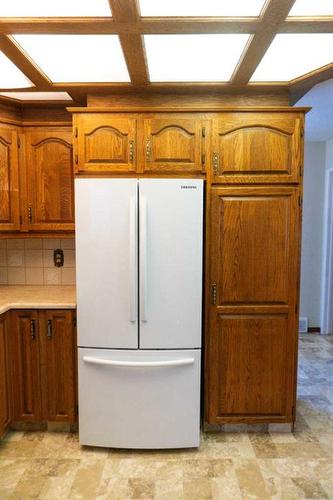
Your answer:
139,179 -> 203,349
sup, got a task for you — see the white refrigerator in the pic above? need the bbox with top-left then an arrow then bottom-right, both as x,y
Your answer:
75,178 -> 203,449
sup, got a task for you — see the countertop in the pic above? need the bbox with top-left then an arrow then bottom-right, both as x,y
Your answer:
0,286 -> 76,315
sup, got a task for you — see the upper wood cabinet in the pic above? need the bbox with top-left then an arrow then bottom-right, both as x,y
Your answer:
211,113 -> 303,184
0,314 -> 11,437
205,186 -> 300,424
142,118 -> 205,174
24,127 -> 74,231
0,125 -> 20,232
74,114 -> 137,174
39,310 -> 76,422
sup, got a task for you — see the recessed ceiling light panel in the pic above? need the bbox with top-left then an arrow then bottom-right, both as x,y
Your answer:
0,51 -> 33,89
0,0 -> 112,17
12,35 -> 130,83
0,91 -> 72,101
145,34 -> 250,82
139,0 -> 266,17
251,34 -> 333,82
289,0 -> 333,17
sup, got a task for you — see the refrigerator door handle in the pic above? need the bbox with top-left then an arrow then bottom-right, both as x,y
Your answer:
83,356 -> 195,368
129,195 -> 137,322
140,196 -> 148,322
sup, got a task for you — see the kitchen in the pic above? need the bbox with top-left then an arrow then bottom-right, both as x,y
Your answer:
0,0 -> 333,498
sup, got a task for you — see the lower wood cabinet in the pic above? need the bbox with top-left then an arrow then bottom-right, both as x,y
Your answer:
11,309 -> 77,423
0,314 -> 11,437
205,186 -> 301,424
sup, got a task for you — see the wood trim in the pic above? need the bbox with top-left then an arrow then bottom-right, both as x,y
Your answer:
231,0 -> 298,85
108,0 -> 149,86
67,105 -> 311,113
0,34 -> 51,87
0,17 -> 332,35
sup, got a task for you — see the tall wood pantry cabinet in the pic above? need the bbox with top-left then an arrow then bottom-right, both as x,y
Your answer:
205,111 -> 304,424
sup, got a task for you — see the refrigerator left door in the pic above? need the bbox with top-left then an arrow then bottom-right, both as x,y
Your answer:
75,178 -> 138,349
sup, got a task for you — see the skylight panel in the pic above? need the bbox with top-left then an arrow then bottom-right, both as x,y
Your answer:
0,51 -> 33,89
251,34 -> 333,82
12,35 -> 130,83
0,0 -> 112,17
139,0 -> 266,17
0,92 -> 72,101
144,34 -> 250,82
289,0 -> 333,17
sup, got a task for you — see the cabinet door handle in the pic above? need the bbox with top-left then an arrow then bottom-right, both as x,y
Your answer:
211,283 -> 217,305
212,152 -> 219,176
28,206 -> 33,223
47,319 -> 52,339
129,140 -> 135,162
30,319 -> 36,340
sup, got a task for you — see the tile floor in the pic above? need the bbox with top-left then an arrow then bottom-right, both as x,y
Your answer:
0,333 -> 332,499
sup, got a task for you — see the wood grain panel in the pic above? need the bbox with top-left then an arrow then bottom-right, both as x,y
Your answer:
211,113 -> 303,183
76,114 -> 137,173
208,314 -> 295,420
11,310 -> 41,421
143,118 -> 204,173
0,314 -> 10,437
39,310 -> 76,422
25,127 -> 74,231
0,125 -> 20,232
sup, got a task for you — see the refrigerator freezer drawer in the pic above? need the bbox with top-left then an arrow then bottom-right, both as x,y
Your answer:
78,348 -> 201,449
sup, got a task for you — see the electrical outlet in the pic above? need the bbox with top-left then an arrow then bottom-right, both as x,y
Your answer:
54,248 -> 64,267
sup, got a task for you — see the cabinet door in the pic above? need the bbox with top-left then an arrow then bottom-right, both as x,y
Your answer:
0,314 -> 10,436
11,310 -> 41,421
39,310 -> 76,421
0,125 -> 20,232
25,127 -> 74,231
211,113 -> 303,184
75,115 -> 137,174
143,118 -> 204,174
205,186 -> 300,423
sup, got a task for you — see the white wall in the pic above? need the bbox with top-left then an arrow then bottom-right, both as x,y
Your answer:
300,142 -> 326,327
326,138 -> 333,170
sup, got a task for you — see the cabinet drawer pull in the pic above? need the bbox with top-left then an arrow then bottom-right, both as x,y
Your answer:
47,319 -> 53,339
30,319 -> 36,340
129,140 -> 135,162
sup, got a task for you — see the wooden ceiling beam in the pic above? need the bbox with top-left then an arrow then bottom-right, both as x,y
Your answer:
289,63 -> 333,105
0,34 -> 51,87
230,0 -> 298,85
108,0 -> 149,86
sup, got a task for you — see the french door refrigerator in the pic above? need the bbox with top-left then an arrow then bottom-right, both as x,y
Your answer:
75,178 -> 203,449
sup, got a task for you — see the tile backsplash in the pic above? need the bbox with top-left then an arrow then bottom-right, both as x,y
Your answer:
0,238 -> 76,285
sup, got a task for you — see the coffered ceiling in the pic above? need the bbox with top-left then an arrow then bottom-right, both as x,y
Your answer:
0,0 -> 332,105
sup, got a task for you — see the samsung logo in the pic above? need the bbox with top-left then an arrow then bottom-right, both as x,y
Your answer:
181,185 -> 197,189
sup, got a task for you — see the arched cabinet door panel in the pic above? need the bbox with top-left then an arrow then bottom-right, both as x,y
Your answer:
143,118 -> 204,174
211,113 -> 303,183
25,127 -> 74,231
75,115 -> 137,174
0,125 -> 20,232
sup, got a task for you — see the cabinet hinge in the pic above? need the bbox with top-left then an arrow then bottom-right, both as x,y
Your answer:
17,137 -> 21,148
74,127 -> 78,138
28,206 -> 33,223
299,196 -> 303,208
75,404 -> 79,416
202,127 -> 206,138
201,153 -> 205,165
75,154 -> 78,164
73,316 -> 77,328
300,127 -> 304,138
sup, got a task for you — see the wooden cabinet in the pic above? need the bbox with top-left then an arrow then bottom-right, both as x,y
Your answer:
0,314 -> 11,436
211,113 -> 303,184
24,127 -> 74,231
205,185 -> 301,424
39,310 -> 76,421
11,310 -> 41,421
11,309 -> 76,423
0,124 -> 20,232
75,114 -> 137,174
142,118 -> 205,174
